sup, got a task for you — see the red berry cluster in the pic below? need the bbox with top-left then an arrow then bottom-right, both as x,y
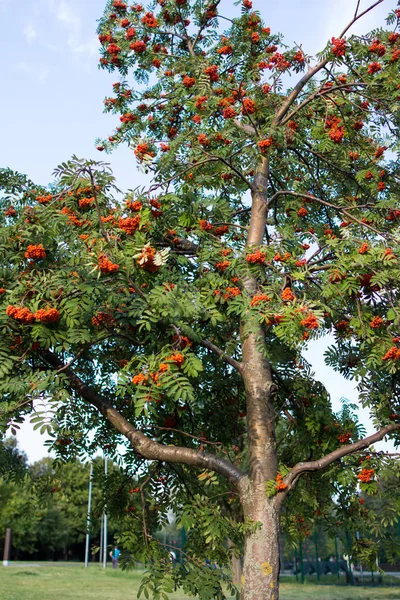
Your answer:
24,244 -> 46,260
370,316 -> 383,328
98,255 -> 120,273
215,260 -> 230,272
6,306 -> 36,324
35,308 -> 61,323
281,288 -> 296,302
251,293 -> 271,307
118,216 -> 140,235
92,312 -> 115,327
257,138 -> 273,152
246,250 -> 266,264
331,37 -> 346,57
36,194 -> 53,204
358,468 -> 374,482
382,347 -> 400,361
300,314 -> 319,330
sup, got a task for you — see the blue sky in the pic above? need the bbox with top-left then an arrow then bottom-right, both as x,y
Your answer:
0,0 -> 395,461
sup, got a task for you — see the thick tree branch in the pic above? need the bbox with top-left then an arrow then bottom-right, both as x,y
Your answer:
273,0 -> 384,125
240,156 -> 279,485
40,350 -> 245,485
234,119 -> 257,137
157,236 -> 199,255
282,423 -> 400,494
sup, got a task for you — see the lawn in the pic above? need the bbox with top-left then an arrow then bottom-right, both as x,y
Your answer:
0,564 -> 399,600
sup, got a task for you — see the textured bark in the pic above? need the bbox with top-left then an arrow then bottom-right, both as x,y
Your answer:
241,157 -> 277,485
239,479 -> 281,600
237,151 -> 282,598
241,330 -> 277,484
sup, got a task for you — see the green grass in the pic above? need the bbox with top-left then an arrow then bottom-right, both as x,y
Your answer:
280,583 -> 400,600
0,564 -> 399,599
0,565 -> 158,600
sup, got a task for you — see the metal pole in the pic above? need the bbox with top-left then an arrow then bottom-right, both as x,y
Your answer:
102,456 -> 108,569
314,530 -> 320,581
3,528 -> 11,567
345,531 -> 354,586
356,531 -> 364,585
335,536 -> 340,580
294,547 -> 298,582
99,519 -> 103,564
84,463 -> 93,567
299,540 -> 304,583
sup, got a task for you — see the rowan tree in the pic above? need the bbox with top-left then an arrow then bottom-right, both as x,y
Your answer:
1,0 -> 400,598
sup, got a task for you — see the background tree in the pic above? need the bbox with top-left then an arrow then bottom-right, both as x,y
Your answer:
0,447 -> 137,561
0,436 -> 28,481
1,0 -> 400,598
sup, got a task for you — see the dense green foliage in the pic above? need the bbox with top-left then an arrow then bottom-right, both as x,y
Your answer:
1,0 -> 400,597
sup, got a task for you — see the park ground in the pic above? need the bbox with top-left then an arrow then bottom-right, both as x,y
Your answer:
0,564 -> 400,600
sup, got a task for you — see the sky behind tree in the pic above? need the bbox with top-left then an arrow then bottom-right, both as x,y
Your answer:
0,0 -> 395,461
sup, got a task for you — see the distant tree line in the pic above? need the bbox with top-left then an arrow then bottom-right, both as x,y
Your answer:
0,439 -> 131,561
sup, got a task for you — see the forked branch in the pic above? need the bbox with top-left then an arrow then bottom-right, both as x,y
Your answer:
267,190 -> 391,239
40,350 -> 245,485
273,0 -> 385,125
280,423 -> 400,497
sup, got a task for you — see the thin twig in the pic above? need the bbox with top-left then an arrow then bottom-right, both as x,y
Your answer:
198,339 -> 242,372
56,349 -> 85,374
86,167 -> 111,243
267,190 -> 392,239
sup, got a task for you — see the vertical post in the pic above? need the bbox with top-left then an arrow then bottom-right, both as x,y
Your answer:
99,519 -> 103,564
84,463 -> 93,567
345,531 -> 354,586
356,530 -> 364,585
102,456 -> 108,569
3,528 -> 11,567
314,530 -> 320,581
335,536 -> 340,580
299,540 -> 304,584
294,547 -> 298,582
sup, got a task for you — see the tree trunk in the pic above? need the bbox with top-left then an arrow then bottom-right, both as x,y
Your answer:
238,156 -> 281,598
240,481 -> 281,600
239,321 -> 280,598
